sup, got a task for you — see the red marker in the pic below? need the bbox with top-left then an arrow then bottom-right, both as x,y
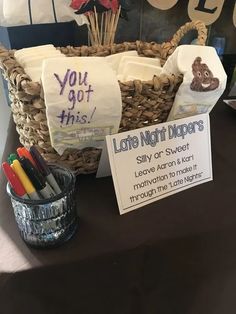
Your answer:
17,147 -> 37,168
2,162 -> 29,199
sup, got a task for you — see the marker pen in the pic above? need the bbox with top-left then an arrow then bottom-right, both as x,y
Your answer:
17,147 -> 37,168
7,153 -> 18,165
30,146 -> 62,194
11,160 -> 40,200
19,157 -> 56,199
2,162 -> 29,199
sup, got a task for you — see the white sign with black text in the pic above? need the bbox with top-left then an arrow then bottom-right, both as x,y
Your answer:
106,113 -> 212,215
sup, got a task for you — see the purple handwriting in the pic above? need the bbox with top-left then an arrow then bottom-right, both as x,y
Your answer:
54,69 -> 94,111
68,85 -> 94,110
57,107 -> 97,127
54,69 -> 88,94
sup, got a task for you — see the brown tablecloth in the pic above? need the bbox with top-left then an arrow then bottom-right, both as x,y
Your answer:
1,100 -> 236,314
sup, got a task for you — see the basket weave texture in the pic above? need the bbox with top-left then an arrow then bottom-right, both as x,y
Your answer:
0,21 -> 207,174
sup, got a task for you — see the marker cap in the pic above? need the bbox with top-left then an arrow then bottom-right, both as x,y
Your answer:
30,146 -> 61,194
19,157 -> 45,191
17,147 -> 37,168
20,157 -> 58,199
2,162 -> 27,197
29,146 -> 50,176
7,153 -> 18,165
11,160 -> 36,195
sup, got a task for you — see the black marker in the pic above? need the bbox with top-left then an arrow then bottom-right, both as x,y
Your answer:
19,157 -> 56,199
29,146 -> 61,194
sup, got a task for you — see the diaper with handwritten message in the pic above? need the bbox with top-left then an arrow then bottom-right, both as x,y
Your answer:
41,57 -> 122,155
161,45 -> 227,121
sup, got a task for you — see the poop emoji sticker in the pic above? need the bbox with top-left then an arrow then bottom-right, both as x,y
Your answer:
190,57 -> 219,92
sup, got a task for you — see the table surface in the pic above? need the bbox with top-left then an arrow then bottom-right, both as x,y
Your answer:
1,99 -> 236,314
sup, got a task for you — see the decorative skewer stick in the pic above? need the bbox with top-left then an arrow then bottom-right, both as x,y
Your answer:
109,12 -> 115,45
94,7 -> 101,45
89,12 -> 99,45
104,11 -> 109,45
87,23 -> 95,46
111,6 -> 121,44
87,6 -> 121,46
100,12 -> 104,45
87,14 -> 94,44
107,10 -> 112,45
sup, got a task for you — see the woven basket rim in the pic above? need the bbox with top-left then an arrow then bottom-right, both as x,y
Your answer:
0,20 -> 207,87
0,20 -> 207,174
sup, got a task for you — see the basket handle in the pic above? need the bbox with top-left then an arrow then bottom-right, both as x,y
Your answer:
170,20 -> 207,48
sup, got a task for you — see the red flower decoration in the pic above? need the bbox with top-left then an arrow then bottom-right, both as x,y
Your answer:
99,0 -> 119,12
70,0 -> 119,13
70,0 -> 89,10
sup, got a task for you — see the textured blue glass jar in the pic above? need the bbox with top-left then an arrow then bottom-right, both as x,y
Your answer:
7,165 -> 78,248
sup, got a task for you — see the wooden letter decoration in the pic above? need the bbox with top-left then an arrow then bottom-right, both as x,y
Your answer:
194,0 -> 217,14
188,0 -> 225,25
146,0 -> 235,29
147,0 -> 178,10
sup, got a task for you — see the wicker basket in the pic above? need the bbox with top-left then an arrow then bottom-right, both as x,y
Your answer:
0,21 -> 207,174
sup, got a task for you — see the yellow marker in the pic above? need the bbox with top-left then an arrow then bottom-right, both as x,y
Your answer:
11,160 -> 40,200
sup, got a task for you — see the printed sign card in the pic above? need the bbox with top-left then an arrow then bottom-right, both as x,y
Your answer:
106,113 -> 212,215
42,57 -> 122,155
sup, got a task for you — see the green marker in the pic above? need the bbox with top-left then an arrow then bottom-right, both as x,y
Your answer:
7,154 -> 18,165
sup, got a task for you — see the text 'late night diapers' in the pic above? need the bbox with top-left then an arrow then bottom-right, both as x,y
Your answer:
41,57 -> 122,155
161,45 -> 227,121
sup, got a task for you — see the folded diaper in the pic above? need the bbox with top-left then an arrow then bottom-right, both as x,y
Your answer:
18,51 -> 63,66
15,44 -> 65,82
105,50 -> 138,73
24,67 -> 42,82
161,45 -> 227,121
14,44 -> 56,58
122,61 -> 162,81
117,56 -> 161,75
116,74 -> 141,82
